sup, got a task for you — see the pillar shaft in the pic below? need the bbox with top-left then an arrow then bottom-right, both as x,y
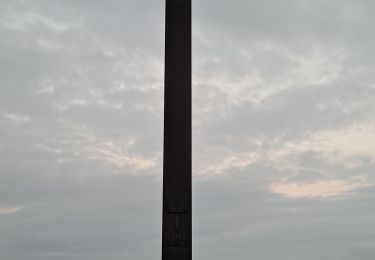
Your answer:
162,0 -> 192,259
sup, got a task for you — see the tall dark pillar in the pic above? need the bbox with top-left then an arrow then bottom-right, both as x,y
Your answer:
162,0 -> 191,259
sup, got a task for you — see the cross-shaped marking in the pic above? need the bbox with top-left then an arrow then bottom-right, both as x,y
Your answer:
168,207 -> 186,246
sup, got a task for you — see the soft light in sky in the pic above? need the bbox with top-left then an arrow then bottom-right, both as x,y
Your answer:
1,0 -> 375,259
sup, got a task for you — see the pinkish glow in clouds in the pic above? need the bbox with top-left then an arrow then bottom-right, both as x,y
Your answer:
271,180 -> 363,198
0,206 -> 22,215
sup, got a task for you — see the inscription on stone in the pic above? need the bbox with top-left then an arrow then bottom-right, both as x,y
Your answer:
168,207 -> 187,247
168,234 -> 186,246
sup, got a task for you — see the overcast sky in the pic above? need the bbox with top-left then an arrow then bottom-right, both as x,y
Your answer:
1,0 -> 375,259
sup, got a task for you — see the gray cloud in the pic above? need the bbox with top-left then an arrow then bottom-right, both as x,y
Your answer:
1,0 -> 375,259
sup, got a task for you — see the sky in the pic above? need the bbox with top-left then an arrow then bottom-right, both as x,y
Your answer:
1,0 -> 375,259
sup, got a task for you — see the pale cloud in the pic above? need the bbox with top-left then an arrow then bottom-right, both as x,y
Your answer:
270,121 -> 375,162
200,152 -> 260,176
303,121 -> 375,158
289,46 -> 346,86
271,180 -> 364,198
194,41 -> 347,106
1,0 -> 375,259
0,6 -> 82,32
4,113 -> 31,125
36,123 -> 158,174
83,140 -> 157,171
0,206 -> 22,215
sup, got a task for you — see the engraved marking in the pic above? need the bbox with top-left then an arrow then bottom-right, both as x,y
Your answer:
168,207 -> 185,234
175,213 -> 180,233
168,206 -> 187,246
168,234 -> 186,246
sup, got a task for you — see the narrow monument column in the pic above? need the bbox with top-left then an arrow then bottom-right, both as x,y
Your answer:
162,0 -> 191,259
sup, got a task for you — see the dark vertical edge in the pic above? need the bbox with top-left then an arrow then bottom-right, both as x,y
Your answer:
162,0 -> 192,259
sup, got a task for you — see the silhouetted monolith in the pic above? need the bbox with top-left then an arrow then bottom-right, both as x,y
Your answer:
162,0 -> 192,259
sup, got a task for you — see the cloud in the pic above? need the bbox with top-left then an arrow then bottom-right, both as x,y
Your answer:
1,0 -> 375,259
0,206 -> 23,215
271,180 -> 364,198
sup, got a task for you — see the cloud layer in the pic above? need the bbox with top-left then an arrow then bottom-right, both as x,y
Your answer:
1,0 -> 375,259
